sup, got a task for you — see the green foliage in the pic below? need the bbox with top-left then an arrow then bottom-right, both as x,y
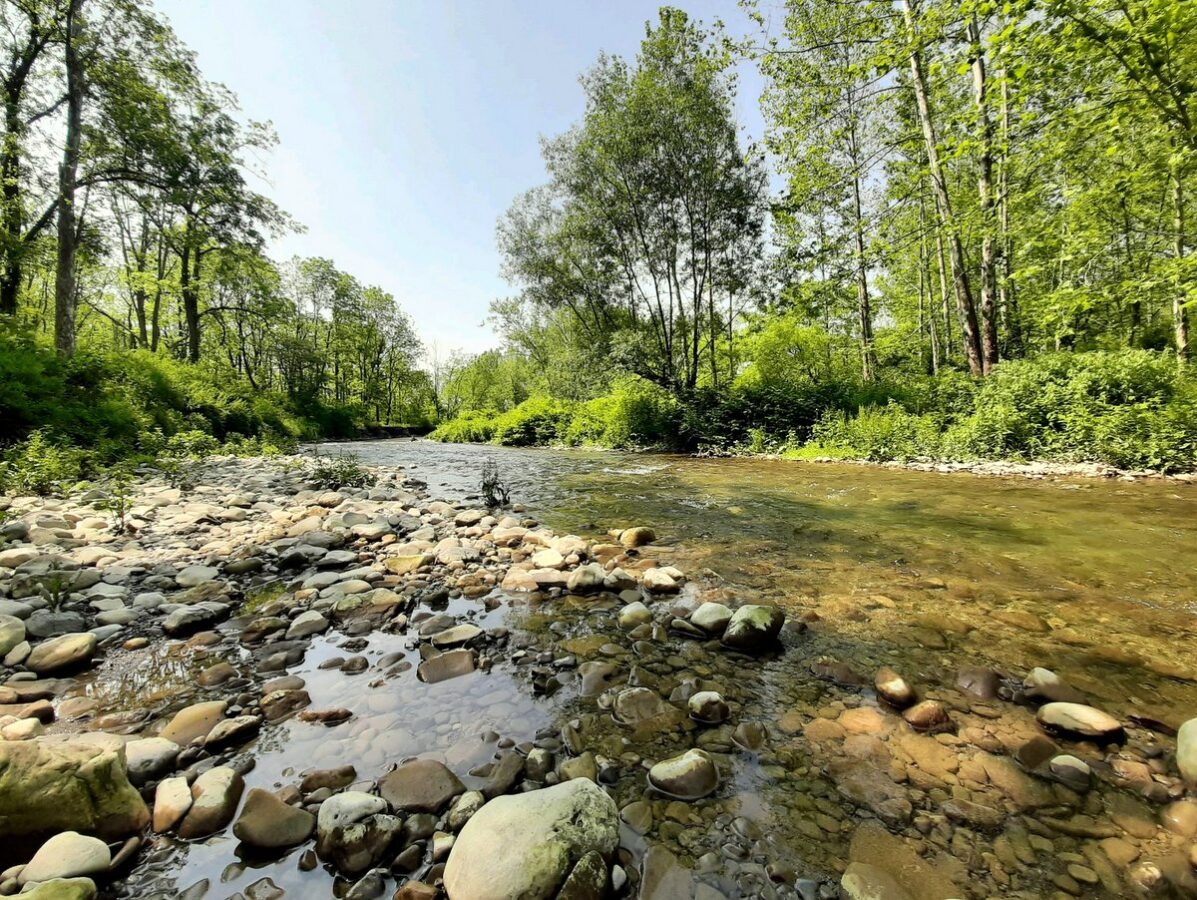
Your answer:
308,453 -> 374,490
433,377 -> 683,449
94,469 -> 136,534
0,334 -> 359,469
0,430 -> 90,496
561,377 -> 681,447
794,351 -> 1197,471
429,410 -> 499,444
490,397 -> 575,447
810,404 -> 946,462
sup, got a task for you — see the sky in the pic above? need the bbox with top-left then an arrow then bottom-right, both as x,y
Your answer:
152,0 -> 771,357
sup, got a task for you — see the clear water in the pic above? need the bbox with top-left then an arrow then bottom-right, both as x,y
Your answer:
106,439 -> 1197,898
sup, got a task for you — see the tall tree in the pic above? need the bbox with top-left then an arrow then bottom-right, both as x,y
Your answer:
500,8 -> 765,393
901,0 -> 985,375
761,0 -> 891,380
51,0 -> 81,354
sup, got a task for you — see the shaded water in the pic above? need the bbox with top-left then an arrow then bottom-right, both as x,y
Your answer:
113,440 -> 1197,898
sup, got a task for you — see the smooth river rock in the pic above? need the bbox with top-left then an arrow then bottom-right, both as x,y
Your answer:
379,758 -> 464,813
1037,702 -> 1125,742
18,831 -> 111,884
0,614 -> 26,657
0,733 -> 148,839
25,632 -> 96,674
233,787 -> 316,848
177,766 -> 245,839
444,779 -> 619,900
159,700 -> 228,746
315,791 -> 401,876
721,604 -> 784,652
1177,718 -> 1197,786
647,748 -> 719,800
20,879 -> 97,900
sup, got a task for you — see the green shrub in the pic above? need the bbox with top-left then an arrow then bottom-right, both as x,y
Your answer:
811,403 -> 944,461
164,429 -> 221,459
309,453 -> 374,490
794,351 -> 1196,471
490,397 -> 575,446
562,377 -> 681,447
430,410 -> 499,443
0,331 -> 360,464
0,430 -> 91,496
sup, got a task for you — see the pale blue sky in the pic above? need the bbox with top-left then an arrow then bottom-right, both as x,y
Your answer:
153,0 -> 769,356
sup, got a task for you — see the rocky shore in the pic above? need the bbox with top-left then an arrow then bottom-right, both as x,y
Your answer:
0,453 -> 1194,899
806,455 -> 1197,484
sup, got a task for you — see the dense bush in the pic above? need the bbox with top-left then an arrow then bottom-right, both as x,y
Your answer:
416,349 -> 1197,471
490,397 -> 576,446
0,430 -> 92,496
309,453 -> 374,490
561,377 -> 681,447
807,404 -> 945,461
798,351 -> 1197,471
428,410 -> 499,443
0,333 -> 363,461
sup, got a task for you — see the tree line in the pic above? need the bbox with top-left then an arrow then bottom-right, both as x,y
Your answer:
482,0 -> 1193,398
0,0 -> 427,424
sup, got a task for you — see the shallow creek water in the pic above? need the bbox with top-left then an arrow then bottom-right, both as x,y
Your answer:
99,440 -> 1197,898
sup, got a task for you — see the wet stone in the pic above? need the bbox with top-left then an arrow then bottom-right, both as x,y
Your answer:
648,748 -> 719,801
379,758 -> 465,812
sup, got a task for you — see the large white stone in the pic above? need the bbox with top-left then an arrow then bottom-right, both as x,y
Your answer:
444,778 -> 618,900
18,831 -> 110,884
1177,718 -> 1197,786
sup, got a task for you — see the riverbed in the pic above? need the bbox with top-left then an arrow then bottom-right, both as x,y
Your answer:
8,438 -> 1197,900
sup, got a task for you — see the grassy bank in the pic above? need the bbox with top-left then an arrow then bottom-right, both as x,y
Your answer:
0,332 -> 370,495
429,351 -> 1197,474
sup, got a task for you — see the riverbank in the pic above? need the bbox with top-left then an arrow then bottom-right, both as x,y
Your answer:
780,453 -> 1197,484
1,450 -> 1196,899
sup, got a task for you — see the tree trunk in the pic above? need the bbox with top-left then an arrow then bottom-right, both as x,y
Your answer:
181,236 -> 203,364
935,228 -> 953,358
997,74 -> 1020,355
919,192 -> 939,373
1174,158 -> 1190,366
969,17 -> 999,373
903,0 -> 983,376
54,0 -> 84,356
851,170 -> 875,381
1,96 -> 24,316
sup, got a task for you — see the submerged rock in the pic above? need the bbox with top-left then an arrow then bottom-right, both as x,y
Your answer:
721,604 -> 784,652
1037,702 -> 1125,742
1177,718 -> 1197,786
443,778 -> 618,900
647,748 -> 719,800
902,700 -> 952,733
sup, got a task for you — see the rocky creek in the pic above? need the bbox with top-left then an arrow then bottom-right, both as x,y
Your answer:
0,439 -> 1195,900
